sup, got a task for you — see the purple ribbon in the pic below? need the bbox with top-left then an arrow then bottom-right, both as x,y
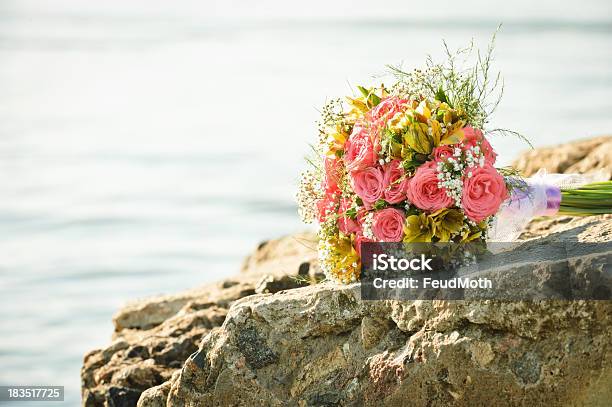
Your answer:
542,185 -> 561,216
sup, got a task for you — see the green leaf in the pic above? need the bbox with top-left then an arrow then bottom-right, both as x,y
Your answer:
370,93 -> 381,106
345,207 -> 357,219
357,86 -> 370,98
405,206 -> 420,216
401,158 -> 420,172
373,199 -> 387,210
356,85 -> 382,107
435,86 -> 448,103
413,153 -> 430,163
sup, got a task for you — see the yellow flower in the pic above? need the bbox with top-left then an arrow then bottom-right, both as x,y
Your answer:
387,112 -> 410,132
388,139 -> 403,159
439,121 -> 465,146
431,103 -> 466,146
325,126 -> 349,157
404,122 -> 433,155
319,234 -> 360,283
400,147 -> 414,161
430,119 -> 443,146
460,221 -> 488,242
403,213 -> 435,243
415,100 -> 432,120
346,85 -> 388,120
346,97 -> 369,120
431,209 -> 464,241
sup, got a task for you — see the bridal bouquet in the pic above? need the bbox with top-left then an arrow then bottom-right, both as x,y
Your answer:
296,37 -> 611,283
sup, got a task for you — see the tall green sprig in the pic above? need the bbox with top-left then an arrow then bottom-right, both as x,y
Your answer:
387,26 -> 528,148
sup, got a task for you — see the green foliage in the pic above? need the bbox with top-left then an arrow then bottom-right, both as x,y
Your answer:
486,128 -> 533,149
387,26 -> 528,149
559,181 -> 612,215
344,207 -> 357,219
435,86 -> 448,104
304,143 -> 324,175
357,86 -> 382,107
372,199 -> 387,210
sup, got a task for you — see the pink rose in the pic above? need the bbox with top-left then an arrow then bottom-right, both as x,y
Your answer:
337,198 -> 362,235
406,161 -> 453,212
462,164 -> 509,222
344,123 -> 379,172
372,208 -> 405,242
351,166 -> 385,208
432,145 -> 455,162
354,233 -> 373,257
383,160 -> 409,204
462,126 -> 497,165
370,97 -> 408,124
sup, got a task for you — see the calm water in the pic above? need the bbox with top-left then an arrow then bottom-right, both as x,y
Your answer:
1,1 -> 611,405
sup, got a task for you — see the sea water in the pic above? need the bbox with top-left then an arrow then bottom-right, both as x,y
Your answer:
0,0 -> 611,404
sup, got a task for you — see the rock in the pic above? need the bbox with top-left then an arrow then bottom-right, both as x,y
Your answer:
105,387 -> 142,407
81,302 -> 227,406
136,375 -> 175,407
112,280 -> 256,332
512,135 -> 612,179
241,232 -> 321,280
158,218 -> 611,407
112,232 -> 318,335
361,316 -> 392,350
254,274 -> 309,295
521,214 -> 612,241
81,235 -> 317,406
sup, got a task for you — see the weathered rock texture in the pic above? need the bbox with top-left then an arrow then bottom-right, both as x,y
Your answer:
513,135 -> 612,180
240,231 -> 320,279
81,234 -> 317,406
157,218 -> 611,407
82,139 -> 611,406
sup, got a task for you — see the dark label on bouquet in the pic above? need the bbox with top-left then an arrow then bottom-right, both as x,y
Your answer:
360,241 -> 611,301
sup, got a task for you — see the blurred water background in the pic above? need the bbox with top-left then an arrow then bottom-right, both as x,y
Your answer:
0,0 -> 611,404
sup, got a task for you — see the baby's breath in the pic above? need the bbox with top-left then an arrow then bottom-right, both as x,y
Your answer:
296,169 -> 322,223
436,144 -> 486,207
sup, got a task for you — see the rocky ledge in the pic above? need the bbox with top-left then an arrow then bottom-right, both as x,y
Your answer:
82,137 -> 612,406
512,135 -> 611,179
81,232 -> 319,407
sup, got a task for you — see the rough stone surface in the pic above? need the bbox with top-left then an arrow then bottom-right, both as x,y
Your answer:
241,232 -> 321,280
154,218 -> 611,407
136,374 -> 175,407
521,214 -> 612,241
512,135 -> 612,180
81,235 -> 315,406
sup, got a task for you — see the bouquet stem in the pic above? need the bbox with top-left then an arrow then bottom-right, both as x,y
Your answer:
558,181 -> 612,216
